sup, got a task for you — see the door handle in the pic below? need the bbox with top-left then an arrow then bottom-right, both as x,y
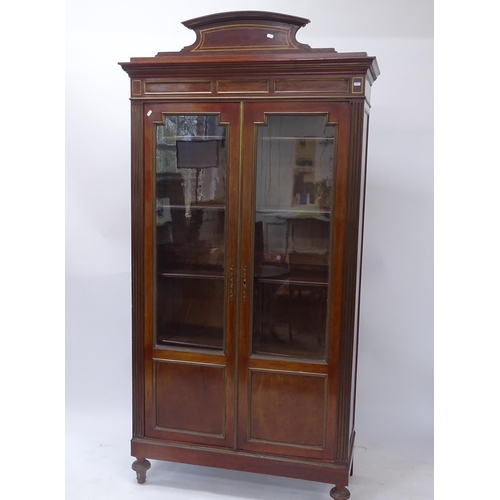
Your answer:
242,265 -> 248,302
229,265 -> 235,300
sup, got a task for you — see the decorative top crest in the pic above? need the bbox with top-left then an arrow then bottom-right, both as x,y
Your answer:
161,11 -> 318,55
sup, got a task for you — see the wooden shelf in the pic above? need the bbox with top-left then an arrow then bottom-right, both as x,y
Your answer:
256,271 -> 328,287
158,267 -> 224,280
157,323 -> 223,350
256,208 -> 330,219
165,203 -> 225,211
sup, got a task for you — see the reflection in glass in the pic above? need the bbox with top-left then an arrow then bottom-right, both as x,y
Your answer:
252,115 -> 335,359
155,115 -> 227,350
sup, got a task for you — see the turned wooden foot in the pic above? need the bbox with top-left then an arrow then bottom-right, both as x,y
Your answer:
330,485 -> 351,499
132,458 -> 151,484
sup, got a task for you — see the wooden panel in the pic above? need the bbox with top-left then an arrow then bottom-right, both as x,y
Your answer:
131,80 -> 142,96
217,80 -> 269,93
154,360 -> 225,437
274,78 -> 349,93
248,369 -> 327,448
131,101 -> 145,438
194,26 -> 294,52
336,100 -> 365,461
143,80 -> 213,94
177,12 -> 312,54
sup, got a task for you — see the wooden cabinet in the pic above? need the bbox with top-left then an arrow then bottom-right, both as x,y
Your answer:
120,11 -> 379,499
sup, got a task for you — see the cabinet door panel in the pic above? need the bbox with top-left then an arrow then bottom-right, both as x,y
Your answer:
247,369 -> 327,448
143,102 -> 240,448
251,113 -> 335,360
238,101 -> 350,459
154,360 -> 226,437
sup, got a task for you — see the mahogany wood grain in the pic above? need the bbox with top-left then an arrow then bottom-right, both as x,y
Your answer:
120,10 -> 379,495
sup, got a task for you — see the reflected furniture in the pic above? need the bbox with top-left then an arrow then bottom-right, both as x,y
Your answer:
120,11 -> 379,499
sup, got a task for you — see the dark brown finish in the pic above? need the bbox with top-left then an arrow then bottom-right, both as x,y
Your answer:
176,11 -> 313,54
154,361 -> 226,436
120,10 -> 379,499
274,78 -> 350,93
131,458 -> 151,484
143,80 -> 213,94
330,485 -> 351,499
248,370 -> 327,448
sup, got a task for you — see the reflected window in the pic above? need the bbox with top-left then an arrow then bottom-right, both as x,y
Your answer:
252,115 -> 336,360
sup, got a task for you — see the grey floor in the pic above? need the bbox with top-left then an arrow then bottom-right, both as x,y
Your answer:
66,409 -> 433,500
65,274 -> 433,499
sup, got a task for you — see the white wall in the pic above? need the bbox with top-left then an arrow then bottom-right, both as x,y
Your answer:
65,0 -> 434,492
65,0 -> 433,435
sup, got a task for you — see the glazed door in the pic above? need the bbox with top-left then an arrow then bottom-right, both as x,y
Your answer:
143,102 -> 240,448
237,102 -> 351,459
141,101 -> 350,457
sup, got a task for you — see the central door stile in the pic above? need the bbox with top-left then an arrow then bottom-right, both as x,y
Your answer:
223,101 -> 242,451
233,100 -> 245,450
236,100 -> 257,452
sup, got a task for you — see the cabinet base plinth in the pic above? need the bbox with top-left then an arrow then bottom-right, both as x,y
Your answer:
131,437 -> 353,486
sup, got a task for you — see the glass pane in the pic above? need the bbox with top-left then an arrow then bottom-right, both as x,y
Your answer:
252,115 -> 335,359
155,115 -> 227,350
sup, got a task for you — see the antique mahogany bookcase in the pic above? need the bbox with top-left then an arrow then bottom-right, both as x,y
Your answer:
120,11 -> 379,499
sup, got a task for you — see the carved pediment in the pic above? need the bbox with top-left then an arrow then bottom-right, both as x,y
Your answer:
160,11 -> 321,55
